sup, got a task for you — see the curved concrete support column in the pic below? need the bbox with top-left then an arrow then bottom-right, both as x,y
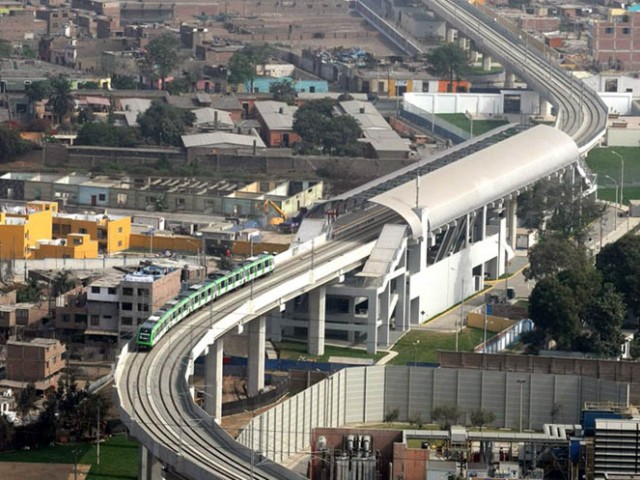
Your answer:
505,70 -> 516,89
367,291 -> 379,355
204,338 -> 223,423
539,98 -> 551,116
247,316 -> 266,397
138,445 -> 162,480
482,55 -> 492,71
446,27 -> 457,43
308,285 -> 326,356
397,274 -> 407,329
506,198 -> 518,250
379,287 -> 390,347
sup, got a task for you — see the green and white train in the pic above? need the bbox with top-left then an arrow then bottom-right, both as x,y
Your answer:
135,253 -> 275,349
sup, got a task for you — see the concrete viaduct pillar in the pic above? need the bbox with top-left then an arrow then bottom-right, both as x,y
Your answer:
506,198 -> 518,250
446,27 -> 457,43
204,338 -> 223,423
504,70 -> 516,89
247,315 -> 266,397
138,444 -> 162,480
539,98 -> 552,116
366,291 -> 379,355
308,285 -> 326,356
482,54 -> 492,71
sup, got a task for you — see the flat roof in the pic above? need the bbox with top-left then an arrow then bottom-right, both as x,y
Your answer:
370,125 -> 580,237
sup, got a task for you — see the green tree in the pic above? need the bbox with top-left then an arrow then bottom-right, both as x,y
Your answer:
270,80 -> 296,104
582,283 -> 625,357
76,122 -> 138,147
427,43 -> 470,92
48,75 -> 75,124
470,408 -> 495,431
293,99 -> 362,156
165,77 -> 192,95
518,179 -> 602,243
142,33 -> 183,90
432,404 -> 462,429
17,384 -> 37,417
0,415 -> 13,452
596,234 -> 640,320
0,40 -> 11,57
51,270 -> 77,296
524,233 -> 589,281
16,277 -> 41,302
227,43 -> 273,90
137,101 -> 195,146
111,74 -> 139,90
0,124 -> 32,163
527,274 -> 583,350
25,80 -> 52,103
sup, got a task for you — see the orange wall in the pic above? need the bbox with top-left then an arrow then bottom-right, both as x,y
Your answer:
129,234 -> 201,253
34,234 -> 99,259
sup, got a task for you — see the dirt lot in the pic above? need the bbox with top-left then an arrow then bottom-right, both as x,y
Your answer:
0,462 -> 91,480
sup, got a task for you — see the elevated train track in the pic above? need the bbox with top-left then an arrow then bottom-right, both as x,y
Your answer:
115,2 -> 609,478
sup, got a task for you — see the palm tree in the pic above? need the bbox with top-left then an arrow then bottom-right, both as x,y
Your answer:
48,75 -> 75,124
52,270 -> 76,296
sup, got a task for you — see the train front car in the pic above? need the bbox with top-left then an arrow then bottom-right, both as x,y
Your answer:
136,319 -> 158,350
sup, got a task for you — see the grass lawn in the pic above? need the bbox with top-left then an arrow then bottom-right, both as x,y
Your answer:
389,328 -> 487,365
0,434 -> 138,480
274,341 -> 387,363
586,146 -> 639,193
438,113 -> 509,136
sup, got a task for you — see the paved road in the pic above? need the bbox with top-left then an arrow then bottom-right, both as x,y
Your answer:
420,204 -> 640,334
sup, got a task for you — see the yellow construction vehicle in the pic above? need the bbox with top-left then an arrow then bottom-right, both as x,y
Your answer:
263,200 -> 287,226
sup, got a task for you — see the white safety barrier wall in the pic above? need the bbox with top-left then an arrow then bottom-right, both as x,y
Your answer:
237,366 -> 629,464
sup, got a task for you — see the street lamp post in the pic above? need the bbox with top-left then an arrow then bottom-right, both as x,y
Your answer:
413,340 -> 420,366
602,174 -> 619,230
456,278 -> 465,352
517,379 -> 526,432
611,150 -> 624,206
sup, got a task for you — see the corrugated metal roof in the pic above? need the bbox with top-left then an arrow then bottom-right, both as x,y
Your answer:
254,101 -> 298,130
181,132 -> 266,149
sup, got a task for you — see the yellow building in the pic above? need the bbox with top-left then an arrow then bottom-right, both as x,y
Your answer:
0,201 -> 130,258
34,234 -> 98,260
52,213 -> 131,254
0,205 -> 54,259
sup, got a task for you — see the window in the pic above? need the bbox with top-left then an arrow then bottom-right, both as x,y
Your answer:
122,287 -> 133,296
121,317 -> 133,326
73,237 -> 82,245
98,194 -> 106,201
91,286 -> 100,294
79,228 -> 87,234
122,302 -> 133,311
62,314 -> 70,322
107,287 -> 116,295
137,288 -> 148,296
90,315 -> 99,325
623,27 -> 630,34
118,227 -> 123,233
605,27 -> 614,34
137,303 -> 149,312
75,314 -> 87,323
118,240 -> 123,247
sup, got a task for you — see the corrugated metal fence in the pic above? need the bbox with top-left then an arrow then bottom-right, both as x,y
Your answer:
237,366 -> 629,464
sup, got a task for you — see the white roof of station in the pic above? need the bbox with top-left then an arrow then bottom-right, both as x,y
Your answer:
369,125 -> 580,238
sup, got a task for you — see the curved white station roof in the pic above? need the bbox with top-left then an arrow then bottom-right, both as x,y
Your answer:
370,125 -> 580,237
